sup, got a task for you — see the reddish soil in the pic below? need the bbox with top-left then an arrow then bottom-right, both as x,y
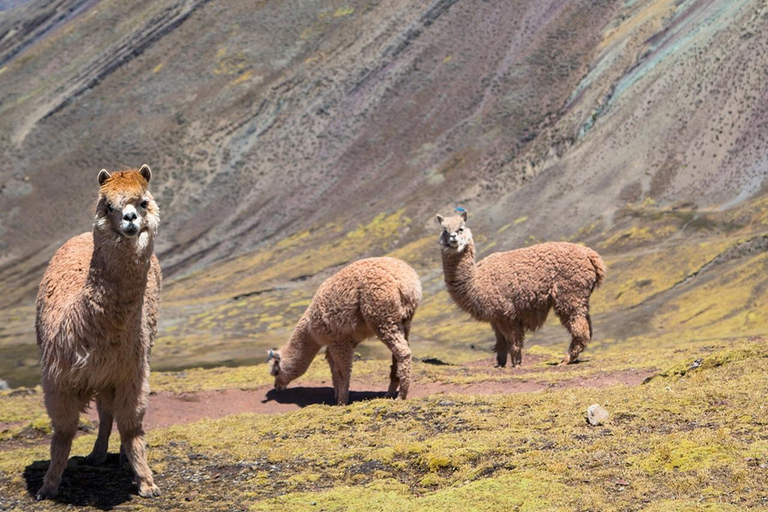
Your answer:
80,367 -> 652,430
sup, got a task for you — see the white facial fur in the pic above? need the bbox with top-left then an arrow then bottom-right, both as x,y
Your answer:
436,213 -> 472,253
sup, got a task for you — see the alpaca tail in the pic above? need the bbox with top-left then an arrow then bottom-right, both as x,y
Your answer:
586,249 -> 606,290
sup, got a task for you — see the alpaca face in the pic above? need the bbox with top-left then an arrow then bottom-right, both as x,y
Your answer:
267,351 -> 291,390
95,166 -> 160,249
436,212 -> 472,253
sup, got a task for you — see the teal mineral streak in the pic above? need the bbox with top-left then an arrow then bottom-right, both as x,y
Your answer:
575,0 -> 753,139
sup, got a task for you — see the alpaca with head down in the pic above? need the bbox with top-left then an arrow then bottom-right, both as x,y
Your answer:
268,257 -> 421,405
436,210 -> 605,367
35,166 -> 162,500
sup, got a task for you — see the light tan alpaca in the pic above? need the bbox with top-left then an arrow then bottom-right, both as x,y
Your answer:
436,211 -> 605,366
268,257 -> 421,405
35,166 -> 161,500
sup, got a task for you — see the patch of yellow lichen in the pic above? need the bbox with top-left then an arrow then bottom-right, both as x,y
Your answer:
3,341 -> 766,510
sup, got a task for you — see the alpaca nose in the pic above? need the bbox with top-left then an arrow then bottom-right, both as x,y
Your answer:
123,211 -> 137,222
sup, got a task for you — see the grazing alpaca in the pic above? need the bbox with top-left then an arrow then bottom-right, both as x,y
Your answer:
268,257 -> 421,405
35,166 -> 161,500
436,211 -> 605,366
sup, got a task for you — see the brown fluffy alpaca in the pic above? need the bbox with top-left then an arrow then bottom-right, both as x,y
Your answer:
35,166 -> 161,500
269,257 -> 421,405
436,211 -> 605,366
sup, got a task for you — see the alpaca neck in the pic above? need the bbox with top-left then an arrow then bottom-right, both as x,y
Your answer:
82,228 -> 154,330
281,316 -> 322,380
441,242 -> 484,319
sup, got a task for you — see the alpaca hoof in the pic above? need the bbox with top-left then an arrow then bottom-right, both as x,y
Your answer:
85,452 -> 108,466
36,485 -> 59,501
138,483 -> 161,498
385,392 -> 397,399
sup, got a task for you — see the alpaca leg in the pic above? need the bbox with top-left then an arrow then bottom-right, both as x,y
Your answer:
375,323 -> 411,400
37,391 -> 81,500
391,341 -> 411,399
563,314 -> 591,364
387,354 -> 399,398
387,318 -> 412,397
508,324 -> 525,368
114,384 -> 159,498
325,349 -> 340,403
86,390 -> 115,465
327,343 -> 354,405
492,323 -> 509,367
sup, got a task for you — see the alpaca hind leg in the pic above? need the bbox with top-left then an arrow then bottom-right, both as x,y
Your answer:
86,390 -> 115,465
327,343 -> 354,405
387,318 -> 412,397
563,314 -> 590,364
492,324 -> 509,368
387,354 -> 399,398
114,384 -> 159,498
508,324 -> 525,368
376,324 -> 411,400
37,392 -> 81,500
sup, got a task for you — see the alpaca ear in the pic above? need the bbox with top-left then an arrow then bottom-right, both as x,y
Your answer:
461,210 -> 468,222
97,169 -> 111,186
435,214 -> 445,225
139,164 -> 152,183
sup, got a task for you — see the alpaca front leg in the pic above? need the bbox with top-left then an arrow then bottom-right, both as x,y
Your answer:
37,392 -> 80,500
327,344 -> 354,405
86,392 -> 115,465
492,324 -> 509,367
114,388 -> 159,498
325,349 -> 340,403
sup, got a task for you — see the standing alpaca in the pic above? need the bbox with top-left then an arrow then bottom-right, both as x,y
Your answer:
35,166 -> 162,500
268,257 -> 421,405
436,211 -> 605,367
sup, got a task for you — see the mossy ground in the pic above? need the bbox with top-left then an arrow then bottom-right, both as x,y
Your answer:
1,199 -> 768,510
1,341 -> 766,510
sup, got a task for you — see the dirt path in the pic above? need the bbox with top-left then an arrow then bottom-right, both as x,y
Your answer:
83,368 -> 652,430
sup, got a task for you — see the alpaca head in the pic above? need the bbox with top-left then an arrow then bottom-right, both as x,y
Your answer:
95,165 -> 160,249
436,210 -> 472,253
267,349 -> 291,391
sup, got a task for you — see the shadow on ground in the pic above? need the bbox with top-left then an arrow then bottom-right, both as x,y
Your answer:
263,386 -> 390,407
24,454 -> 137,510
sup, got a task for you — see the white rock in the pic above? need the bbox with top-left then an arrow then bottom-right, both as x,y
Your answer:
587,404 -> 609,426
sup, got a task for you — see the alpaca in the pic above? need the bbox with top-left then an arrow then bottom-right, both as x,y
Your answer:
436,211 -> 605,366
268,257 -> 421,405
35,165 -> 162,500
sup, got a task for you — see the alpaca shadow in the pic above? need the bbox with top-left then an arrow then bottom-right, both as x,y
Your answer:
264,386 -> 389,407
24,453 -> 136,510
545,358 -> 590,366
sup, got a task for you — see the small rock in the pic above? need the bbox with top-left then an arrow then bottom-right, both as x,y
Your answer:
587,404 -> 610,426
0,379 -> 9,391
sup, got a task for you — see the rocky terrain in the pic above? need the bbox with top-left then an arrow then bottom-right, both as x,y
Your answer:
1,0 -> 767,509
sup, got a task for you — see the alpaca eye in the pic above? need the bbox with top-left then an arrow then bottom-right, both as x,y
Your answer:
140,200 -> 148,209
107,203 -> 114,212
458,228 -> 464,233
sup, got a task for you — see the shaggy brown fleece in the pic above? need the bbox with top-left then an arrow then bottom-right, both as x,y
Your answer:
269,257 -> 421,405
35,166 -> 162,500
436,211 -> 605,366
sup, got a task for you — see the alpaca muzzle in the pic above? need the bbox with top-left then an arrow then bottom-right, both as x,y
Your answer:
120,205 -> 141,237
